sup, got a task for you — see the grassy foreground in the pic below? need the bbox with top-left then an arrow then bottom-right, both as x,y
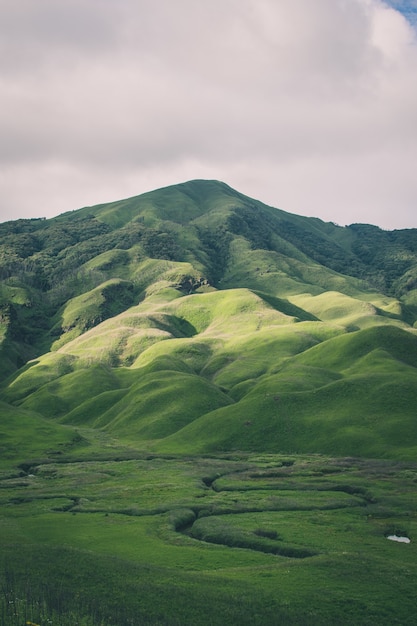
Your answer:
1,450 -> 416,625
2,181 -> 417,624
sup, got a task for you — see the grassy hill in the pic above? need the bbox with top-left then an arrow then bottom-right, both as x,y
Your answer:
1,179 -> 417,461
2,180 -> 417,625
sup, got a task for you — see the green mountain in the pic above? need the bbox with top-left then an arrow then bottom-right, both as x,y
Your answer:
1,179 -> 417,462
3,180 -> 417,626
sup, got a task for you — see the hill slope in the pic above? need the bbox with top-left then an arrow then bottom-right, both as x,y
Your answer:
1,179 -> 417,462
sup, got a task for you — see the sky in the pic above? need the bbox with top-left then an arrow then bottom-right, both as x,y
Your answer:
1,0 -> 417,230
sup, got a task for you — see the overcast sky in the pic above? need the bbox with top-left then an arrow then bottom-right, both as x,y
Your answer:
1,0 -> 417,229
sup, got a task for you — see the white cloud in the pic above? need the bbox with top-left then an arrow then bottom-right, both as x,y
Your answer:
0,0 -> 416,229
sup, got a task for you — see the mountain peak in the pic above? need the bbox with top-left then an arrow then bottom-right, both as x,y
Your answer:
1,180 -> 417,460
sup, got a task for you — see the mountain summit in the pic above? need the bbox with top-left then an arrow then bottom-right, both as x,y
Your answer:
1,179 -> 417,461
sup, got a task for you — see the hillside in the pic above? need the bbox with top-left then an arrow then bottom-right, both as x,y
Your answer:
1,179 -> 417,462
2,180 -> 417,625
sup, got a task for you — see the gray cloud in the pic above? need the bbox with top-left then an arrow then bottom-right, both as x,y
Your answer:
1,0 -> 416,229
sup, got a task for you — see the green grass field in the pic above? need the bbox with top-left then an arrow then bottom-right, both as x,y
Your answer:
1,451 -> 416,625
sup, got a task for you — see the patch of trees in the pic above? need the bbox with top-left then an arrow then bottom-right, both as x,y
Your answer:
270,220 -> 417,296
0,217 -> 46,236
197,226 -> 233,285
99,280 -> 135,322
0,303 -> 15,331
140,229 -> 182,261
0,233 -> 42,259
0,216 -> 111,284
37,216 -> 111,255
348,224 -> 417,294
227,206 -> 274,251
279,220 -> 363,277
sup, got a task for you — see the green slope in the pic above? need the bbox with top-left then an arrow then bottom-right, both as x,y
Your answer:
1,179 -> 417,462
152,326 -> 417,460
0,400 -> 82,467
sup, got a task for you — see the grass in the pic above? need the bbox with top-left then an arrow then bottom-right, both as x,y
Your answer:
18,364 -> 121,418
0,401 -> 82,466
1,453 -> 417,625
3,289 -> 417,460
53,278 -> 135,346
165,374 -> 417,459
1,353 -> 77,404
2,180 -> 417,622
95,369 -> 233,438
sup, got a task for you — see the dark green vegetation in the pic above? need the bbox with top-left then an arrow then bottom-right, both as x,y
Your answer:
1,180 -> 417,623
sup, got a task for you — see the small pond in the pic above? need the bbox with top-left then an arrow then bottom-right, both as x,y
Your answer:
386,535 -> 411,543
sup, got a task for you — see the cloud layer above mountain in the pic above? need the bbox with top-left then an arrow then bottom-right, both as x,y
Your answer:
1,0 -> 417,228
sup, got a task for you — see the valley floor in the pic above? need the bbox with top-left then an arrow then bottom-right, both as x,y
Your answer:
1,450 -> 416,625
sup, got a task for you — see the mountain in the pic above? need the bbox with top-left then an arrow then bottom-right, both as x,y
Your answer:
1,179 -> 417,462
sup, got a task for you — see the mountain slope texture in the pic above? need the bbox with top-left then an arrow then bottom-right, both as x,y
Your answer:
2,179 -> 417,462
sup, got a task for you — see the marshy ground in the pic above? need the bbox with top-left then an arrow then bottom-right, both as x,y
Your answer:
1,452 -> 416,625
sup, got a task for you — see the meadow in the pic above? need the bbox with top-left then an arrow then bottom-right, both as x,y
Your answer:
1,446 -> 416,625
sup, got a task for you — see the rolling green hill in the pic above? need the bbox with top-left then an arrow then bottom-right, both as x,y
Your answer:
2,180 -> 417,625
1,179 -> 417,461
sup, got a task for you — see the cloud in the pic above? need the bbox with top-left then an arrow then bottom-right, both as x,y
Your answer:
0,0 -> 416,229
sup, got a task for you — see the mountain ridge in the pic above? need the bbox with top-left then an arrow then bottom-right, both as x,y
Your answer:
1,179 -> 417,462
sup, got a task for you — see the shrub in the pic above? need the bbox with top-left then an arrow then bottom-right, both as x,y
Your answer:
254,528 -> 279,540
